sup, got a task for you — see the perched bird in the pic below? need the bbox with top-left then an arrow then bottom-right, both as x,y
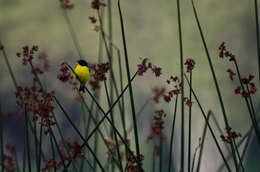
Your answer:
74,59 -> 90,92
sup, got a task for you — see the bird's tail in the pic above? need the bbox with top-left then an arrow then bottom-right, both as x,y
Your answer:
79,85 -> 85,93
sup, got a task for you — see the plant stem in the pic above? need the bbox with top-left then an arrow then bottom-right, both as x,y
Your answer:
191,1 -> 239,170
233,139 -> 245,172
117,1 -> 141,170
0,103 -> 3,172
196,111 -> 211,172
168,96 -> 178,172
176,0 -> 185,169
188,72 -> 192,172
24,105 -> 32,172
254,0 -> 260,80
184,74 -> 231,172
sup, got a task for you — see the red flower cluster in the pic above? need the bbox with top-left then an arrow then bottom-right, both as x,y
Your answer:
227,68 -> 235,81
15,85 -> 56,134
125,154 -> 144,172
164,76 -> 181,103
88,62 -> 110,90
183,97 -> 193,107
184,58 -> 196,72
218,42 -> 257,97
234,74 -> 257,97
60,139 -> 84,161
59,0 -> 74,9
57,62 -> 77,88
88,16 -> 97,23
3,154 -> 16,172
147,109 -> 167,141
16,45 -> 38,65
41,158 -> 61,172
220,127 -> 241,144
43,139 -> 84,171
137,58 -> 162,77
91,0 -> 106,10
105,138 -> 130,161
218,42 -> 236,62
3,144 -> 17,172
17,46 -> 49,82
151,87 -> 166,103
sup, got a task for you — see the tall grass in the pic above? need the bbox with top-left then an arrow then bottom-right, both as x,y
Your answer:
0,0 -> 260,172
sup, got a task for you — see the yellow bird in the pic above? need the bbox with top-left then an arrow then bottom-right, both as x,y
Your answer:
74,59 -> 91,92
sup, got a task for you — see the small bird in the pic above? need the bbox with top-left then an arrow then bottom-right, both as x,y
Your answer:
74,59 -> 91,92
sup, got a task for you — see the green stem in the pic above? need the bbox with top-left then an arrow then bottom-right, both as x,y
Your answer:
184,74 -> 231,172
104,81 -> 124,172
54,97 -> 105,172
168,96 -> 178,172
196,111 -> 211,172
62,10 -> 83,59
68,64 -> 143,170
0,103 -> 3,172
254,0 -> 260,80
24,105 -> 32,172
117,1 -> 141,170
176,0 -> 185,169
191,1 -> 239,170
233,139 -> 245,172
50,135 -> 56,172
0,40 -> 18,88
188,72 -> 192,172
159,134 -> 162,172
211,113 -> 231,153
233,60 -> 260,145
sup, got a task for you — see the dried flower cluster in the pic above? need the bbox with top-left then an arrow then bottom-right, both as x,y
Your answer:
137,58 -> 162,77
57,61 -> 77,88
16,46 -> 49,82
184,58 -> 196,73
16,45 -> 55,133
147,109 -> 167,142
218,42 -> 257,98
16,45 -> 38,65
89,0 -> 106,31
3,144 -> 17,172
164,76 -> 181,103
91,0 -> 106,10
59,0 -> 74,9
125,154 -> 144,172
88,62 -> 110,90
151,87 -> 166,103
218,42 -> 236,62
42,139 -> 83,172
15,85 -> 56,134
105,138 -> 130,161
220,127 -> 241,144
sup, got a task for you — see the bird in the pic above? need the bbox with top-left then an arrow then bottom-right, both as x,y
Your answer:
74,59 -> 91,92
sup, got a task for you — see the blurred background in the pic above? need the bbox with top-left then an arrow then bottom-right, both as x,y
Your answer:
1,0 -> 260,171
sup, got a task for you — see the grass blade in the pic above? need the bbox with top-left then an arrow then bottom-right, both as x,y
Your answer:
190,1 -> 239,170
254,0 -> 260,80
168,96 -> 179,172
176,0 -> 185,169
184,74 -> 231,172
24,105 -> 32,172
196,111 -> 211,172
117,1 -> 141,169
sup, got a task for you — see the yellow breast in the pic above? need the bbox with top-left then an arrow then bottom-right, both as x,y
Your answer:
74,64 -> 90,83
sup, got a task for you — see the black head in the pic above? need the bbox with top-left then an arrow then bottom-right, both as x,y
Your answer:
77,60 -> 89,67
